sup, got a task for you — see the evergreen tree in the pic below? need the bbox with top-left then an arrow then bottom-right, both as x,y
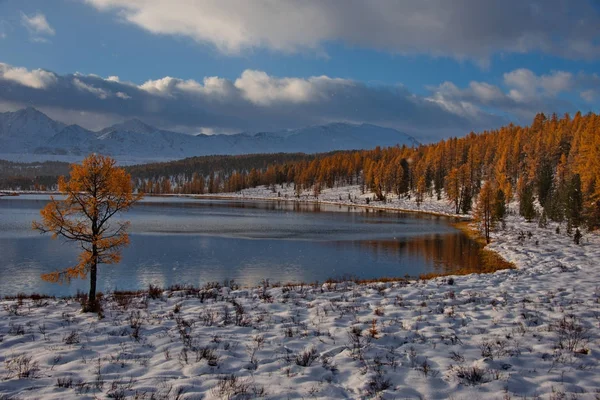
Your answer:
566,174 -> 584,228
536,159 -> 554,206
519,184 -> 536,222
493,188 -> 507,227
574,228 -> 582,245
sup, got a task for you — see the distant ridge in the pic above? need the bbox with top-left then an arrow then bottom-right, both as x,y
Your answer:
0,108 -> 419,164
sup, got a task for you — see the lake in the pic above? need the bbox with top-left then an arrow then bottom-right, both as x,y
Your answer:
0,195 -> 481,296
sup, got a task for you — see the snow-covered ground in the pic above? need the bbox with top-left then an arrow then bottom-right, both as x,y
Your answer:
1,186 -> 599,399
217,184 -> 463,218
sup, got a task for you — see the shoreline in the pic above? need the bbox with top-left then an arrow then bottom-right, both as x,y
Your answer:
1,190 -> 471,220
199,193 -> 472,220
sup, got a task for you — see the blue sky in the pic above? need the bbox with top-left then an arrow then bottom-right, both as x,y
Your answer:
1,0 -> 599,141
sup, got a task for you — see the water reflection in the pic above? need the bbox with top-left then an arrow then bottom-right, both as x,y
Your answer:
331,233 -> 482,278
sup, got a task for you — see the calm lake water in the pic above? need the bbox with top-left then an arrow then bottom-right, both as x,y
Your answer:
0,195 -> 481,296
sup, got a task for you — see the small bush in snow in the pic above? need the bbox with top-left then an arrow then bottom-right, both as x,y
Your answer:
63,330 -> 80,345
4,354 -> 39,379
295,347 -> 319,367
451,365 -> 489,386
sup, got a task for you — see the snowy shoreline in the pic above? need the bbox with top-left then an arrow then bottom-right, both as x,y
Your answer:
195,184 -> 470,220
1,186 -> 599,399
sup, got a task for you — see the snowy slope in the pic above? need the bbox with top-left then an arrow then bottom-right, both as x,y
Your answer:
0,107 -> 66,153
35,124 -> 97,156
0,108 -> 419,163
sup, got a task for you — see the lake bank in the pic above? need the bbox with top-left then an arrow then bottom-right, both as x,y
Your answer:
194,184 -> 470,220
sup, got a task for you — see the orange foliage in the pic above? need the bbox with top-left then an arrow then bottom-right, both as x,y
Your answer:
32,154 -> 142,305
132,112 -> 600,228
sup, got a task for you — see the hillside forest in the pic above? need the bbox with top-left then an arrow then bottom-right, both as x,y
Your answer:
2,112 -> 599,231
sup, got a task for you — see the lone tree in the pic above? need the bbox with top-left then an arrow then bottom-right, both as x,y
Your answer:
33,154 -> 142,311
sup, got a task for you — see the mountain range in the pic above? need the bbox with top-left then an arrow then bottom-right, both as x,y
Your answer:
0,107 -> 418,164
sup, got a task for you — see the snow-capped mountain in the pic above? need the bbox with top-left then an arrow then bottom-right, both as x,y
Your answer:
0,108 -> 419,163
0,107 -> 67,153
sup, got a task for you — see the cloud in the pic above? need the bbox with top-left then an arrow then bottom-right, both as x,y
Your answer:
3,62 -> 597,141
0,63 -> 57,89
0,62 -> 500,140
503,69 -> 575,101
429,68 -> 600,122
84,0 -> 600,62
234,70 -> 328,105
73,78 -> 111,99
21,12 -> 55,42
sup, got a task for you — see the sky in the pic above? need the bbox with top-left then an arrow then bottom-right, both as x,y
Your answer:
0,0 -> 599,141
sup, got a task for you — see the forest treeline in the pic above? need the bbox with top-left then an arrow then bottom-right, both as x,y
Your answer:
131,112 -> 600,230
2,112 -> 599,229
126,152 -> 319,194
0,160 -> 70,191
0,153 -> 317,191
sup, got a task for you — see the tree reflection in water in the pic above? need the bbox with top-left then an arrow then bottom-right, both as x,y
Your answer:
330,233 -> 484,278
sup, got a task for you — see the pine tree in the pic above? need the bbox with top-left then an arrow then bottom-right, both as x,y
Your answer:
493,188 -> 507,227
519,183 -> 536,222
566,174 -> 584,228
536,159 -> 554,206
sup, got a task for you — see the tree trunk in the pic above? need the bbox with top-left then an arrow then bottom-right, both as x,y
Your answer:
87,245 -> 98,312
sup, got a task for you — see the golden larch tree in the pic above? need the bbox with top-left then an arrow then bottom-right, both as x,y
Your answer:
33,154 -> 142,311
474,180 -> 496,244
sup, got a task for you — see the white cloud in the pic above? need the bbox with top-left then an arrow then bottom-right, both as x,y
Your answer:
580,90 -> 597,102
0,63 -> 57,89
234,70 -> 324,105
73,78 -> 110,99
139,76 -> 177,95
539,71 -> 573,96
4,62 -> 598,140
504,69 -> 538,99
84,0 -> 600,62
429,68 -> 600,123
138,70 -> 351,106
21,12 -> 55,41
139,75 -> 235,99
469,82 -> 506,103
427,82 -> 488,119
504,69 -> 575,101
